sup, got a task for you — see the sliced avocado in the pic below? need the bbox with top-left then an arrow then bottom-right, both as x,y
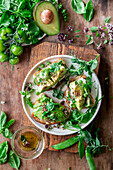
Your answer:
69,81 -> 85,110
33,95 -> 69,123
33,1 -> 60,35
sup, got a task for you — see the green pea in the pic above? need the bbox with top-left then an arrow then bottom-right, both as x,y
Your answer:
41,64 -> 45,68
79,80 -> 83,84
85,150 -> 96,170
47,61 -> 51,65
37,67 -> 40,71
84,93 -> 88,97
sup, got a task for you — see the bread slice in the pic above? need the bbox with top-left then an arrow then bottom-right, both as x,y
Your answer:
32,93 -> 70,125
65,75 -> 95,110
33,58 -> 68,93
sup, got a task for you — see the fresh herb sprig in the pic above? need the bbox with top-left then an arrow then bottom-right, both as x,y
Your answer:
0,111 -> 14,139
19,82 -> 35,108
50,0 -> 68,21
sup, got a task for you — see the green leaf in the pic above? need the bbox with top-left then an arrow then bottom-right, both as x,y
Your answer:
78,138 -> 84,159
1,11 -> 10,27
4,119 -> 15,129
84,0 -> 94,22
91,26 -> 98,32
90,57 -> 98,72
75,30 -> 81,33
96,32 -> 100,37
104,39 -> 108,44
2,0 -> 10,10
71,0 -> 85,14
0,111 -> 7,129
104,16 -> 111,24
0,141 -> 8,164
8,150 -> 20,170
75,35 -> 80,37
3,128 -> 13,139
86,35 -> 93,45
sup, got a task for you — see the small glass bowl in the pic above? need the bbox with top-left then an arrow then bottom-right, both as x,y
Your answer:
11,126 -> 45,160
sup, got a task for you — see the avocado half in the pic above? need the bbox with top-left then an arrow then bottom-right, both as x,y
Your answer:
33,1 -> 60,35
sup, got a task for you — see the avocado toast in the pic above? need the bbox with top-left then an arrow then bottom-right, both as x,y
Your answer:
33,58 -> 68,94
32,93 -> 70,125
65,75 -> 95,110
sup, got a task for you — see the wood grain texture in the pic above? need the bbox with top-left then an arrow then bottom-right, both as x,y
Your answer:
0,0 -> 113,169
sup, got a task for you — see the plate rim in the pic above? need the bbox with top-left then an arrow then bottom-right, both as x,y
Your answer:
21,55 -> 102,136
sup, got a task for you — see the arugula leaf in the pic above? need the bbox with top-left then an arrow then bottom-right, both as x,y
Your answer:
0,141 -> 8,164
8,150 -> 20,170
104,16 -> 111,24
53,88 -> 64,99
71,0 -> 85,14
46,101 -> 55,111
84,0 -> 93,22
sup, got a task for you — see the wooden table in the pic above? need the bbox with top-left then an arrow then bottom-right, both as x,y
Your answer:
0,0 -> 113,170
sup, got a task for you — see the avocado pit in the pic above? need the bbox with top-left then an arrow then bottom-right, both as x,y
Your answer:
41,9 -> 54,24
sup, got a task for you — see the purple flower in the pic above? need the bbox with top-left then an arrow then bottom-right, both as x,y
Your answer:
57,33 -> 67,41
97,43 -> 103,50
101,32 -> 105,38
84,27 -> 89,33
68,38 -> 73,44
67,26 -> 73,32
98,26 -> 103,31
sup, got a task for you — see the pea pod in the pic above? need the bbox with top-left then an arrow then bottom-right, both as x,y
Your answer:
78,137 -> 84,159
85,150 -> 96,170
51,136 -> 79,150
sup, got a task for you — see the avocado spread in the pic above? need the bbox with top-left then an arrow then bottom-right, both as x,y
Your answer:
33,94 -> 69,123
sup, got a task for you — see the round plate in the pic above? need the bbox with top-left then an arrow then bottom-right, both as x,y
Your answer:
21,55 -> 102,136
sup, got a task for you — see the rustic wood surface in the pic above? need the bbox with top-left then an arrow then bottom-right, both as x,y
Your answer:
0,0 -> 113,170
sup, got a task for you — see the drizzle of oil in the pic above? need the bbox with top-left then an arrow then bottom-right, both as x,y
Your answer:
19,131 -> 40,151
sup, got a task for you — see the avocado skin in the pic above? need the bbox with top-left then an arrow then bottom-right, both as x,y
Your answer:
33,1 -> 60,36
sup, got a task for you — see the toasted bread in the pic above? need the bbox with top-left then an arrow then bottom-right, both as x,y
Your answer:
32,93 -> 70,125
65,75 -> 95,110
33,58 -> 68,93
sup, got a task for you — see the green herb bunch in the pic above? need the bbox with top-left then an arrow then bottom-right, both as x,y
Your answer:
0,0 -> 45,66
19,82 -> 35,108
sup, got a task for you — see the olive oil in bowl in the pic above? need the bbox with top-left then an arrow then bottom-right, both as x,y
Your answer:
11,126 -> 45,159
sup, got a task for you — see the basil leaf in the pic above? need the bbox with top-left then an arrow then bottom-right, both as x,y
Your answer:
0,111 -> 7,129
78,137 -> 84,159
104,16 -> 111,24
90,57 -> 98,72
0,141 -> 8,164
4,119 -> 15,129
2,0 -> 10,10
91,26 -> 98,32
71,0 -> 85,14
1,11 -> 10,27
84,0 -> 94,22
21,135 -> 26,142
8,150 -> 20,170
3,128 -> 13,139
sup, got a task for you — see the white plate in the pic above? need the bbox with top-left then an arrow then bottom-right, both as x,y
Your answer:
21,55 -> 102,136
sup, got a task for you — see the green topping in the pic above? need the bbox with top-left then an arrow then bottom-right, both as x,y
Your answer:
33,94 -> 69,123
46,61 -> 51,65
37,67 -> 40,71
41,64 -> 45,68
